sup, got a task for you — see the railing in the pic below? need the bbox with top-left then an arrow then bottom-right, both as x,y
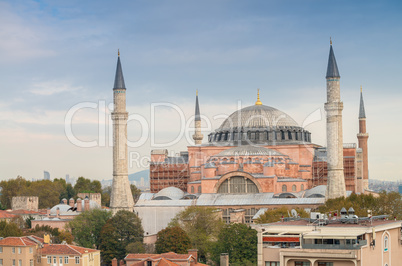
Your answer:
302,240 -> 367,250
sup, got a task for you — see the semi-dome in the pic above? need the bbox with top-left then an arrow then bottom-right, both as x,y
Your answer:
153,187 -> 185,200
208,104 -> 311,145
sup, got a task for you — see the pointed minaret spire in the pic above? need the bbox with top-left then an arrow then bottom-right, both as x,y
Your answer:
195,89 -> 201,121
193,90 -> 203,145
113,51 -> 126,90
359,86 -> 366,118
326,39 -> 340,79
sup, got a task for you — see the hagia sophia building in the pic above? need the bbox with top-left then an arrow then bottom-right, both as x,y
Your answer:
148,42 -> 370,199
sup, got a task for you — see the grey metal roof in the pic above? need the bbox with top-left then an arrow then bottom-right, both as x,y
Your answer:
195,94 -> 201,121
326,44 -> 340,78
359,90 -> 366,118
217,104 -> 300,130
214,145 -> 284,157
113,56 -> 126,89
154,187 -> 185,200
303,185 -> 327,198
204,162 -> 216,168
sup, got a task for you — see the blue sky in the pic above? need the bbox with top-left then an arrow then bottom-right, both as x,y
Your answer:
1,0 -> 401,181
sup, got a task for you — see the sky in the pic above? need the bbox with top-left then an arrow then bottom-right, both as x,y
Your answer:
0,0 -> 401,182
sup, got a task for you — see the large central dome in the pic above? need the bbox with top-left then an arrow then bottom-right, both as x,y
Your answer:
218,105 -> 299,130
208,103 -> 311,145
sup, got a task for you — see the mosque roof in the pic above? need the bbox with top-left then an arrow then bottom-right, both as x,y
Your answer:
217,104 -> 300,131
214,145 -> 284,157
153,187 -> 185,200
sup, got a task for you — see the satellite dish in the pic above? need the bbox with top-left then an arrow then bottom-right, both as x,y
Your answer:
291,209 -> 298,218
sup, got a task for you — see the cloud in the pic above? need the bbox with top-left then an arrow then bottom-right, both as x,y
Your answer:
29,81 -> 82,96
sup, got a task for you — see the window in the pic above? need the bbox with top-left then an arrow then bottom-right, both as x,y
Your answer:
29,247 -> 33,253
18,260 -> 22,266
384,235 -> 389,251
75,256 -> 80,264
265,261 -> 279,266
60,257 -> 63,264
12,247 -> 15,253
0,247 -> 2,253
295,262 -> 310,266
0,259 -> 3,266
147,261 -> 152,266
53,256 -> 56,264
217,176 -> 258,194
12,260 -> 15,266
292,185 -> 296,192
65,256 -> 69,264
18,247 -> 21,254
318,263 -> 333,266
30,260 -> 33,266
47,256 -> 51,263
282,185 -> 287,192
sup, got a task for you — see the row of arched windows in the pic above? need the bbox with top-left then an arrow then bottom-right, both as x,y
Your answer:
282,184 -> 305,192
190,186 -> 201,194
208,129 -> 311,143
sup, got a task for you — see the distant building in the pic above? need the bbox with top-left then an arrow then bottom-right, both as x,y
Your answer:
254,214 -> 402,266
66,174 -> 70,184
43,171 -> 50,180
399,185 -> 402,194
12,196 -> 39,212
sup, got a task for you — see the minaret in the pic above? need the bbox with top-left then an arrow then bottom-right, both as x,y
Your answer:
192,90 -> 203,145
110,51 -> 135,214
357,86 -> 369,190
324,40 -> 347,199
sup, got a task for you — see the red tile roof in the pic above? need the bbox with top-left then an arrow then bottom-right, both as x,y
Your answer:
8,209 -> 42,215
41,244 -> 98,255
0,236 -> 42,246
125,252 -> 208,265
158,258 -> 180,266
0,210 -> 17,219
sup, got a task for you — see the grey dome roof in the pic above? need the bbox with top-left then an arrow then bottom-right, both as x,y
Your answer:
154,187 -> 185,200
50,204 -> 72,215
218,105 -> 299,131
215,145 -> 284,157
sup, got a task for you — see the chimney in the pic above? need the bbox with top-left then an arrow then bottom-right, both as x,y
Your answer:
84,197 -> 90,211
76,198 -> 82,212
188,249 -> 198,262
62,198 -> 67,205
69,198 -> 74,207
220,253 -> 229,266
112,258 -> 117,266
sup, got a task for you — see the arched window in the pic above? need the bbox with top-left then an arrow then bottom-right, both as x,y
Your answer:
288,131 -> 292,140
198,186 -> 201,193
295,131 -> 299,140
281,131 -> 285,140
282,185 -> 287,192
292,185 -> 296,192
384,235 -> 389,251
217,177 -> 259,194
191,186 -> 194,194
301,184 -> 304,191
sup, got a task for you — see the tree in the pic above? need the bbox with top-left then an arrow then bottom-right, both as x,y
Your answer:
68,209 -> 112,249
126,241 -> 146,254
255,207 -> 309,224
101,186 -> 111,207
0,221 -> 23,237
169,207 -> 223,262
74,177 -> 102,194
0,176 -> 29,209
99,210 -> 144,263
211,223 -> 257,265
130,184 -> 142,203
155,226 -> 191,254
58,230 -> 74,244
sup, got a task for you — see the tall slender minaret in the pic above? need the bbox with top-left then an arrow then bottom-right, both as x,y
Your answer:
192,90 -> 203,145
325,40 -> 347,199
357,86 -> 369,190
110,51 -> 134,214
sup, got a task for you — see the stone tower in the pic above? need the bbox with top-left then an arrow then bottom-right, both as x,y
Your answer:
192,90 -> 203,145
325,41 -> 347,199
357,86 -> 369,190
110,52 -> 135,214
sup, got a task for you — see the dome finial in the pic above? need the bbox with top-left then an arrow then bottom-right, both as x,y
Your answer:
255,89 -> 262,105
196,89 -> 198,96
330,37 -> 332,45
118,49 -> 120,57
360,85 -> 362,93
